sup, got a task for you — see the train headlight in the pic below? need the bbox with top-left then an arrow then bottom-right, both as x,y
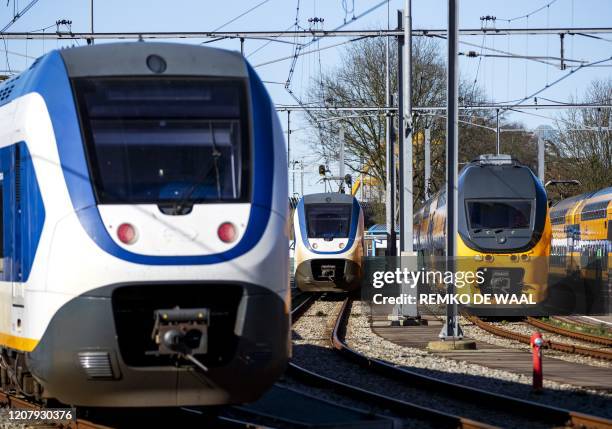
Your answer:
474,255 -> 483,261
510,254 -> 518,262
520,254 -> 530,262
217,222 -> 237,243
117,223 -> 138,245
339,242 -> 345,249
484,254 -> 494,262
312,242 -> 318,249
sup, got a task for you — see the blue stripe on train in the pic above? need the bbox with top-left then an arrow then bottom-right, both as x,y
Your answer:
0,142 -> 45,282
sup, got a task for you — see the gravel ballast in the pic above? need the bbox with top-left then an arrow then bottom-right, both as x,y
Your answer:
292,297 -> 557,428
460,318 -> 612,368
346,300 -> 612,420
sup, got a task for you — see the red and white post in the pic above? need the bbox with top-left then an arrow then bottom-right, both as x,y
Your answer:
530,331 -> 544,392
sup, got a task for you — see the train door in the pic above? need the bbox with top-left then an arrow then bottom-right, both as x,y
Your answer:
10,145 -> 24,338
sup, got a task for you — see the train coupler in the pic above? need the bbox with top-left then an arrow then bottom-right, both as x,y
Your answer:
151,308 -> 210,359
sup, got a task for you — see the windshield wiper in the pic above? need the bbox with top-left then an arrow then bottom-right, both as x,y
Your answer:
170,123 -> 223,215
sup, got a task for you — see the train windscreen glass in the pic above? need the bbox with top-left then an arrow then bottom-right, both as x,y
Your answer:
467,200 -> 532,230
72,78 -> 249,204
306,204 -> 352,239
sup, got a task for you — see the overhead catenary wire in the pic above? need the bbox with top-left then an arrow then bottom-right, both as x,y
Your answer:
211,0 -> 270,32
255,35 -> 370,68
2,27 -> 612,40
461,52 -> 585,63
500,54 -> 612,113
496,0 -> 558,23
0,0 -> 41,32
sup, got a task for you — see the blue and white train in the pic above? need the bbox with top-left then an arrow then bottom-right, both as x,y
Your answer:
293,193 -> 364,292
0,42 -> 289,407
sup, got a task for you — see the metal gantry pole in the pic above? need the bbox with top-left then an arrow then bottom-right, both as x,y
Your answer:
401,0 -> 414,256
398,10 -> 405,251
440,0 -> 463,340
496,109 -> 500,154
90,0 -> 94,44
538,135 -> 545,182
287,111 -> 291,195
292,161 -> 296,195
385,14 -> 397,256
287,111 -> 291,165
300,162 -> 304,196
424,127 -> 431,200
339,128 -> 345,193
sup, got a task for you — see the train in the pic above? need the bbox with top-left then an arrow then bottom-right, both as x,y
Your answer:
293,193 -> 364,291
550,186 -> 612,314
414,154 -> 551,315
0,42 -> 290,407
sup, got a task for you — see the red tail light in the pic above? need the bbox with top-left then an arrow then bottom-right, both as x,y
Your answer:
218,222 -> 237,243
117,223 -> 137,244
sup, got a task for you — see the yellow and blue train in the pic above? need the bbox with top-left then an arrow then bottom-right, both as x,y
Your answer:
414,155 -> 551,315
550,186 -> 612,313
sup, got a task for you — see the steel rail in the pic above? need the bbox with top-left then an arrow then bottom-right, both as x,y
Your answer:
289,295 -> 496,429
332,299 -> 612,429
526,316 -> 612,347
467,315 -> 612,361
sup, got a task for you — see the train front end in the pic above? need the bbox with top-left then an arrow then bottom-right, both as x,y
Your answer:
294,193 -> 364,292
456,155 -> 551,315
4,43 -> 289,407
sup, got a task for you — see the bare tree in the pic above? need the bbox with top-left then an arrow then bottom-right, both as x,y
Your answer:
553,78 -> 612,193
305,36 -> 515,205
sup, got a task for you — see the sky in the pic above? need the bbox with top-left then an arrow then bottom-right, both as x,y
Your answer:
0,0 -> 610,195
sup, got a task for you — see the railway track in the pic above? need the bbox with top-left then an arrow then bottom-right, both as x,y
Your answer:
289,293 -> 494,429
326,297 -> 612,429
526,317 -> 612,347
467,315 -> 612,361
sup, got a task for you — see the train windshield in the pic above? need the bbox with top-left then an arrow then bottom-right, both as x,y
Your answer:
467,200 -> 532,230
72,78 -> 249,204
306,204 -> 352,239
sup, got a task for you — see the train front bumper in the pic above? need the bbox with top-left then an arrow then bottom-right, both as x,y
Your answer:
295,259 -> 361,292
26,282 -> 289,407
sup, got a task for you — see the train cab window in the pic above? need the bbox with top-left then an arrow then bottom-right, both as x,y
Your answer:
467,200 -> 532,231
72,78 -> 249,204
306,204 -> 352,239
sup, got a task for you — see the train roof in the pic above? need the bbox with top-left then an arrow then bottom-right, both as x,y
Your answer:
550,191 -> 593,212
460,159 -> 540,200
0,42 -> 249,110
59,42 -> 248,78
591,186 -> 612,198
301,193 -> 356,205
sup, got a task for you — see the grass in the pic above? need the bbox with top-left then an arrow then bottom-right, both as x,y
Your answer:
545,317 -> 612,339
